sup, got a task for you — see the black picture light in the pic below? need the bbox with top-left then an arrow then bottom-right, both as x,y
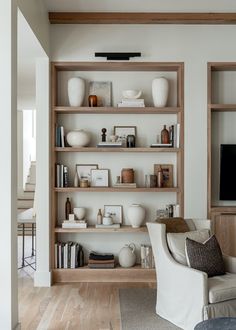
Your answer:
95,52 -> 141,60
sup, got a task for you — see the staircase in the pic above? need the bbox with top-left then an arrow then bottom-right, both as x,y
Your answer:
17,161 -> 35,213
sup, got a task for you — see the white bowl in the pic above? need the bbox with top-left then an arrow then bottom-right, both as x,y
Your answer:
122,90 -> 142,99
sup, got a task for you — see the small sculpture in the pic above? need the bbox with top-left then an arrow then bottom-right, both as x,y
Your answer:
101,128 -> 107,142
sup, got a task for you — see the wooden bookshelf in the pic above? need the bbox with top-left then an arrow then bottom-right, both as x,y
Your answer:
54,187 -> 180,193
54,225 -> 148,233
54,147 -> 180,153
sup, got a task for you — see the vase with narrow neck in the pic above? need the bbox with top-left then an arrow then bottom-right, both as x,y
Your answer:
161,125 -> 170,144
152,77 -> 169,107
68,77 -> 85,107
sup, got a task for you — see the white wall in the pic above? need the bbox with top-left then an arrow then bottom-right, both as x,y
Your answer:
17,0 -> 50,56
51,24 -> 236,222
0,0 -> 18,328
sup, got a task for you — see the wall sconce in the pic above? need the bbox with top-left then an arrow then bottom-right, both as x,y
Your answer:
95,52 -> 141,60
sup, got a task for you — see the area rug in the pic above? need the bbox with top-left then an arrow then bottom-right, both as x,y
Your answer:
119,288 -> 181,330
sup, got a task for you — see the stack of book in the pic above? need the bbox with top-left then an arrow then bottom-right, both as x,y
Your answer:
97,141 -> 123,148
113,182 -> 137,188
62,220 -> 87,229
55,125 -> 65,147
55,164 -> 69,187
117,99 -> 145,108
88,251 -> 115,268
54,242 -> 84,269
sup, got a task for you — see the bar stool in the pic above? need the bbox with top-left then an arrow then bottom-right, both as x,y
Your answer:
17,208 -> 36,270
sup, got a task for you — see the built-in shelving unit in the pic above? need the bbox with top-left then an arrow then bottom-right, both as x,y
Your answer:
51,61 -> 184,283
208,62 -> 236,257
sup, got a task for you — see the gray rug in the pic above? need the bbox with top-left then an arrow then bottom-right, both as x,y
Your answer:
119,288 -> 181,330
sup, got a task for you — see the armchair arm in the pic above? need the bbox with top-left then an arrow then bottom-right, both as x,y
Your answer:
223,254 -> 236,273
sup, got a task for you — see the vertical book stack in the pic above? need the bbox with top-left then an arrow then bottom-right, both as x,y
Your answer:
54,242 -> 84,269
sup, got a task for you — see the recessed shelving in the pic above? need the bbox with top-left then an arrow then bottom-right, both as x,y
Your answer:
209,104 -> 236,111
54,147 -> 180,153
55,225 -> 148,233
54,106 -> 181,114
54,187 -> 180,193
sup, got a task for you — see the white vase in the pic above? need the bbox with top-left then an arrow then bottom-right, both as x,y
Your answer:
127,204 -> 145,228
73,207 -> 86,220
119,243 -> 136,268
68,77 -> 85,106
73,171 -> 79,187
152,77 -> 169,107
66,129 -> 90,147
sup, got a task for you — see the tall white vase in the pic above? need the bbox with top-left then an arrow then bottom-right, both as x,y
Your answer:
68,77 -> 85,106
127,204 -> 145,228
152,77 -> 169,107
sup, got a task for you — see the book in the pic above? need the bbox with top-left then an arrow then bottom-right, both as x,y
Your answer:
150,143 -> 172,147
113,183 -> 137,188
97,142 -> 123,147
62,222 -> 87,229
63,166 -> 69,187
60,126 -> 65,148
117,102 -> 145,108
54,243 -> 58,268
121,98 -> 145,104
56,164 -> 61,187
55,125 -> 61,147
64,242 -> 68,269
88,263 -> 115,269
95,224 -> 120,229
70,243 -> 76,268
60,164 -> 64,187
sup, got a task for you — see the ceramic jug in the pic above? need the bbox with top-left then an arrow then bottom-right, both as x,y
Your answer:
118,243 -> 136,268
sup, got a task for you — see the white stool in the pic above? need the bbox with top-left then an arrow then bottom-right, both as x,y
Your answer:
17,208 -> 36,270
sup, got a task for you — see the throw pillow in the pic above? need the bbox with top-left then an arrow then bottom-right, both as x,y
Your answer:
157,217 -> 189,233
185,235 -> 225,277
167,229 -> 210,265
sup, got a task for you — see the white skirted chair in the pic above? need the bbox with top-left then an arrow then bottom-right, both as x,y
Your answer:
147,219 -> 236,330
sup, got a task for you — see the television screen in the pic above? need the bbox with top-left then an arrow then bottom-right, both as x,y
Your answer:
220,144 -> 236,200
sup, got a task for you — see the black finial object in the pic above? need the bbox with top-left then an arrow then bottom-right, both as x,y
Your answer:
101,128 -> 107,142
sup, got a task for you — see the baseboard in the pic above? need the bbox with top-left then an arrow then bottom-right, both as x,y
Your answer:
34,270 -> 51,287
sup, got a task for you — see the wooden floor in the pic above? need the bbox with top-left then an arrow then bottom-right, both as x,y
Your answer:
18,238 -> 155,330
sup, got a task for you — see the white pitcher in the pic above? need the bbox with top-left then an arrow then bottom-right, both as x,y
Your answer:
118,243 -> 136,268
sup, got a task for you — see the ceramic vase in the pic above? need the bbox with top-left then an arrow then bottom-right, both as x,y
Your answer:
152,77 -> 169,107
73,207 -> 86,220
66,129 -> 90,147
68,77 -> 85,107
118,243 -> 136,268
73,170 -> 79,187
127,204 -> 145,228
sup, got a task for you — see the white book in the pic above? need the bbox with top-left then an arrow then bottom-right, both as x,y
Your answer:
97,142 -> 123,146
173,124 -> 180,148
54,243 -> 58,268
121,98 -> 145,103
60,164 -> 64,187
64,243 -> 68,269
62,222 -> 87,228
58,243 -> 62,269
70,244 -> 76,268
117,102 -> 145,108
150,143 -> 172,147
95,224 -> 120,229
60,126 -> 65,148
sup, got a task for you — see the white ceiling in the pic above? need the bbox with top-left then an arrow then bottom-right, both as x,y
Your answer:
44,0 -> 236,12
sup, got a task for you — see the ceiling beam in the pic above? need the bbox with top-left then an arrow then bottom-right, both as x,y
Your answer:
48,12 -> 236,25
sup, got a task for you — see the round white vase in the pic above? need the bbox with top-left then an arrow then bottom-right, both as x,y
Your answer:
152,77 -> 169,107
118,243 -> 136,268
66,129 -> 90,147
127,204 -> 145,228
73,207 -> 86,220
68,77 -> 85,107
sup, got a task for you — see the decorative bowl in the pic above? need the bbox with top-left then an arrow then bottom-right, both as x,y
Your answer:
122,90 -> 142,99
66,129 -> 90,147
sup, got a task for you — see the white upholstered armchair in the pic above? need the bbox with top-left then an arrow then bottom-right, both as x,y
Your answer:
147,220 -> 236,330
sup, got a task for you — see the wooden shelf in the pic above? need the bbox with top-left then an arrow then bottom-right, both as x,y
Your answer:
54,225 -> 148,233
211,206 -> 236,213
52,265 -> 156,283
54,147 -> 180,153
54,106 -> 181,114
49,12 -> 236,25
210,104 -> 236,111
54,187 -> 180,193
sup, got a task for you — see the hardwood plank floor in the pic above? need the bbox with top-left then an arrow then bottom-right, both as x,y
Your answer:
18,238 -> 156,330
19,277 -> 155,330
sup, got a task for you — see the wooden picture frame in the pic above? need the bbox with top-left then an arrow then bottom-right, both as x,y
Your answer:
113,126 -> 137,139
104,205 -> 123,224
76,164 -> 98,185
91,169 -> 109,187
154,164 -> 173,188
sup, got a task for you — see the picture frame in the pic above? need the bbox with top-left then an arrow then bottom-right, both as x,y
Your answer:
88,81 -> 112,107
76,164 -> 98,185
91,169 -> 109,187
104,205 -> 123,224
113,126 -> 137,140
154,164 -> 174,188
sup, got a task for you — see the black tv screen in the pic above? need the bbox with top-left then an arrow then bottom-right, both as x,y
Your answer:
220,144 -> 236,200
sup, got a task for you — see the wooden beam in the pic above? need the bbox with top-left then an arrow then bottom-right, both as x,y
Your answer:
49,12 -> 236,25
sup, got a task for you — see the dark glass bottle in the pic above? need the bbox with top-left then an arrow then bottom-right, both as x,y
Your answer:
161,125 -> 170,144
65,197 -> 71,220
